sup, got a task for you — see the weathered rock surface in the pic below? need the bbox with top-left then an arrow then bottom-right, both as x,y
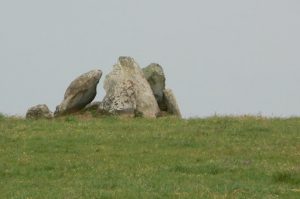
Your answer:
163,89 -> 182,118
142,63 -> 166,111
26,104 -> 53,119
54,69 -> 102,116
100,57 -> 160,118
101,79 -> 136,117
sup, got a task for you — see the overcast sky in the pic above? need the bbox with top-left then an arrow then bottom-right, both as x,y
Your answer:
0,0 -> 300,118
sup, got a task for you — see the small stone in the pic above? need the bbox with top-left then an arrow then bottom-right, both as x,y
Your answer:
84,101 -> 102,111
26,104 -> 53,119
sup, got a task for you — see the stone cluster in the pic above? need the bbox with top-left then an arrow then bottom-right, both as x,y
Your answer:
26,57 -> 181,119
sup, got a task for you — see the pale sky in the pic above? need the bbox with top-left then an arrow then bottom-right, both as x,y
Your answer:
0,0 -> 300,118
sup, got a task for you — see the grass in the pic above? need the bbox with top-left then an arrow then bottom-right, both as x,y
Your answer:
0,115 -> 300,198
0,112 -> 5,120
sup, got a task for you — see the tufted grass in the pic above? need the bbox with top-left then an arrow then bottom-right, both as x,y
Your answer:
0,115 -> 299,198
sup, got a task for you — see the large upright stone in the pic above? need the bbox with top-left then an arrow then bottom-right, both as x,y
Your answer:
101,57 -> 160,118
142,63 -> 166,111
163,89 -> 182,118
26,104 -> 53,119
54,69 -> 102,116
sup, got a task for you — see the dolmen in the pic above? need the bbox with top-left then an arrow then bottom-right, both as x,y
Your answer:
26,56 -> 181,119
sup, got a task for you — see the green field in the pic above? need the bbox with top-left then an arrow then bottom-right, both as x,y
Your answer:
0,114 -> 300,198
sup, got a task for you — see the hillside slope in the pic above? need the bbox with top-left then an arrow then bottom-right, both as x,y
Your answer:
0,116 -> 299,198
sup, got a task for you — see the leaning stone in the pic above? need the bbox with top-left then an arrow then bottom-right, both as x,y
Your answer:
163,89 -> 182,118
142,63 -> 166,111
54,69 -> 102,116
101,57 -> 160,118
26,104 -> 53,119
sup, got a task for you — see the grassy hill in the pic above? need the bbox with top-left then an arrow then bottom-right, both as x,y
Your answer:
0,115 -> 299,198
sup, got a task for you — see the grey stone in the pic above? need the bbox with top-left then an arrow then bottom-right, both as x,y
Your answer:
163,89 -> 182,118
54,69 -> 102,116
100,79 -> 136,117
142,63 -> 166,111
100,57 -> 160,118
26,104 -> 53,119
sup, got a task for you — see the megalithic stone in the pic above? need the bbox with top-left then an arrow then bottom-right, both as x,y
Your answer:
54,69 -> 102,116
142,63 -> 167,111
100,57 -> 160,118
163,89 -> 182,118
